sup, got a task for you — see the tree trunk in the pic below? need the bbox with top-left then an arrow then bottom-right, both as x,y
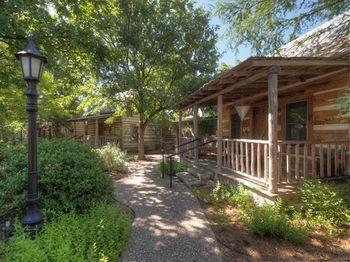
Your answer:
138,122 -> 146,160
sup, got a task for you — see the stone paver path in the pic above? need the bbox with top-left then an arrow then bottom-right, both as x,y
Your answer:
114,155 -> 222,262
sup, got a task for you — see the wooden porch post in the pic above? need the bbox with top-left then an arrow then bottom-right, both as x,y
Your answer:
268,66 -> 280,193
178,110 -> 183,160
217,95 -> 223,177
95,119 -> 99,147
193,104 -> 199,162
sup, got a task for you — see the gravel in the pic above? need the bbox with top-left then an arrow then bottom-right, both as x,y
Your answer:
114,156 -> 222,262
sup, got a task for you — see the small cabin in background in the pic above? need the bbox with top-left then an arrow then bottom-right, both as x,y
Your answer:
39,110 -> 176,152
62,111 -> 162,152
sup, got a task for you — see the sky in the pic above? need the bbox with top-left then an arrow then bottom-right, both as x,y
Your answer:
194,0 -> 328,66
194,0 -> 250,66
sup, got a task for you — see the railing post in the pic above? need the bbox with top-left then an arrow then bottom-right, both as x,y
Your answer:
161,149 -> 165,179
169,156 -> 173,188
193,104 -> 199,162
268,65 -> 279,193
216,95 -> 223,179
178,111 -> 183,161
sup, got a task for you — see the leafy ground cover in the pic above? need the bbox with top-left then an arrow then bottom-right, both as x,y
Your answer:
191,180 -> 350,261
0,139 -> 131,261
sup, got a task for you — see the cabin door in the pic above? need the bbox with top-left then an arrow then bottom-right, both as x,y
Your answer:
231,113 -> 241,138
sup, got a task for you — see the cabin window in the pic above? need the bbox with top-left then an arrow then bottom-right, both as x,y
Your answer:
231,113 -> 241,139
130,125 -> 138,141
286,101 -> 307,141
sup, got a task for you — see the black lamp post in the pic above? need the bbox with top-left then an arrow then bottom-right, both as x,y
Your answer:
16,37 -> 47,234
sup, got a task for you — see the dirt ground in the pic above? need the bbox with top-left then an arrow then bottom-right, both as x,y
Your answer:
194,187 -> 350,261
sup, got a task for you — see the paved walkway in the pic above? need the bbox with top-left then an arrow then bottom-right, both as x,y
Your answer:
114,155 -> 222,262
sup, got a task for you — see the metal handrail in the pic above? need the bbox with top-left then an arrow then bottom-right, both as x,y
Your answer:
173,137 -> 200,149
168,139 -> 216,158
162,139 -> 216,188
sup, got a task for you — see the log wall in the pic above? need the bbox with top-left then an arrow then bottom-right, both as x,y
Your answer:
222,72 -> 349,143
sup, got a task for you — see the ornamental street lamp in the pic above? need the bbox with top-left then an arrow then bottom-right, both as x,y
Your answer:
16,37 -> 47,234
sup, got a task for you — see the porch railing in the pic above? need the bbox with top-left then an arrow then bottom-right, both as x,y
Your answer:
221,139 -> 349,187
221,139 -> 270,185
277,141 -> 349,183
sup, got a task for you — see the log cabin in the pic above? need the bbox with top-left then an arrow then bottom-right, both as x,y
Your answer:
175,13 -> 350,201
58,111 -> 163,152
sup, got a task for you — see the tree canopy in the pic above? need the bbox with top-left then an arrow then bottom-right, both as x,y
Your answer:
78,0 -> 219,158
216,0 -> 350,55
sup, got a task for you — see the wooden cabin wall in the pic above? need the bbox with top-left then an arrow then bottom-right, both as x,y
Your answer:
312,73 -> 349,142
221,71 -> 349,142
121,116 -> 161,152
121,116 -> 140,151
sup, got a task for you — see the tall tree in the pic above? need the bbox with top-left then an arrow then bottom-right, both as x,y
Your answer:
216,0 -> 350,55
87,0 -> 219,159
0,1 -> 102,136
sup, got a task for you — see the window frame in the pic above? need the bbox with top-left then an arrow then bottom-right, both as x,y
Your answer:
285,100 -> 308,141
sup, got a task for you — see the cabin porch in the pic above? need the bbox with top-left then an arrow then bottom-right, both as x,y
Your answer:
175,56 -> 349,196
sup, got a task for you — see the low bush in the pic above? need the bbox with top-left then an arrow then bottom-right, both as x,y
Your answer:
206,182 -> 310,245
299,179 -> 350,235
96,143 -> 127,173
0,139 -> 113,221
243,199 -> 287,237
1,203 -> 131,261
156,159 -> 187,176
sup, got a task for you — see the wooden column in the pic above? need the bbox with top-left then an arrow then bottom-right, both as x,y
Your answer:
268,66 -> 279,193
217,95 -> 223,177
193,104 -> 199,162
95,119 -> 99,147
178,110 -> 183,160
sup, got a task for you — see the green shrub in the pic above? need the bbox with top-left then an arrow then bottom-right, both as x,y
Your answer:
299,179 -> 350,235
0,139 -> 113,221
242,199 -> 309,245
210,182 -> 253,209
96,143 -> 127,173
156,159 -> 187,176
2,203 -> 131,262
243,199 -> 287,238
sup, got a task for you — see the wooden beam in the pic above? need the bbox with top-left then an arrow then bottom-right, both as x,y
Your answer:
268,66 -> 279,193
252,59 -> 348,67
224,68 -> 347,108
183,69 -> 267,110
217,95 -> 223,177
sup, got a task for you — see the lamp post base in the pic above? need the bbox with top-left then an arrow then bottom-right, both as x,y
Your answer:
22,205 -> 44,235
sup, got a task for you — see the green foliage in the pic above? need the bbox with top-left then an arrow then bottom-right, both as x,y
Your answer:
156,159 -> 187,176
205,182 -> 309,245
299,179 -> 350,235
211,182 -> 253,209
83,0 -> 219,158
96,143 -> 127,173
2,203 -> 131,262
214,211 -> 230,230
0,139 -> 113,221
216,0 -> 350,55
243,199 -> 287,237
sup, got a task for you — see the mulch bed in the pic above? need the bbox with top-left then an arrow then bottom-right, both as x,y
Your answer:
194,187 -> 350,261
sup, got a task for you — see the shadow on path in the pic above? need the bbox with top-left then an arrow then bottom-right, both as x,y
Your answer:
114,155 -> 222,262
